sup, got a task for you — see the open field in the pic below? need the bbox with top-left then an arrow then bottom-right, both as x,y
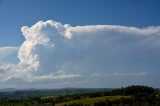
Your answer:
55,96 -> 131,106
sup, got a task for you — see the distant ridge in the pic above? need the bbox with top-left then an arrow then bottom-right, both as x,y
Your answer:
0,88 -> 113,92
0,88 -> 17,92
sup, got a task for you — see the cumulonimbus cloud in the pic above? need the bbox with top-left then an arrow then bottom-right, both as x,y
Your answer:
0,20 -> 160,86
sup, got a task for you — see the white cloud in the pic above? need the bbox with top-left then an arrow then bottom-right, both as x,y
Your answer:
0,47 -> 19,62
88,72 -> 147,77
114,72 -> 148,77
0,20 -> 160,87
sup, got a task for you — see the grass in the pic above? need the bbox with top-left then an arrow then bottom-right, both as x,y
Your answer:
55,95 -> 131,106
41,95 -> 56,99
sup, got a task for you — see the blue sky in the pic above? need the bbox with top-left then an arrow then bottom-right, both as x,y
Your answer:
1,0 -> 160,47
0,0 -> 160,88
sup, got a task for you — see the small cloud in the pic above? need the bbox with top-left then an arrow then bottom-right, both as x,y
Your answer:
0,47 -> 19,61
114,72 -> 148,77
88,73 -> 101,77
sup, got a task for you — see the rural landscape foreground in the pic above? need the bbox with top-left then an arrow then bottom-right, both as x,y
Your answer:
0,85 -> 160,106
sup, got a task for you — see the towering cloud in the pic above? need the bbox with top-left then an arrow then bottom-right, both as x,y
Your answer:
0,20 -> 160,87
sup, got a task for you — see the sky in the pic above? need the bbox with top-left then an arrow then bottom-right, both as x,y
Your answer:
0,0 -> 160,88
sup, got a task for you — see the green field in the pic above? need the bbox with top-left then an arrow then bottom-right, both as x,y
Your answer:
56,96 -> 131,106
